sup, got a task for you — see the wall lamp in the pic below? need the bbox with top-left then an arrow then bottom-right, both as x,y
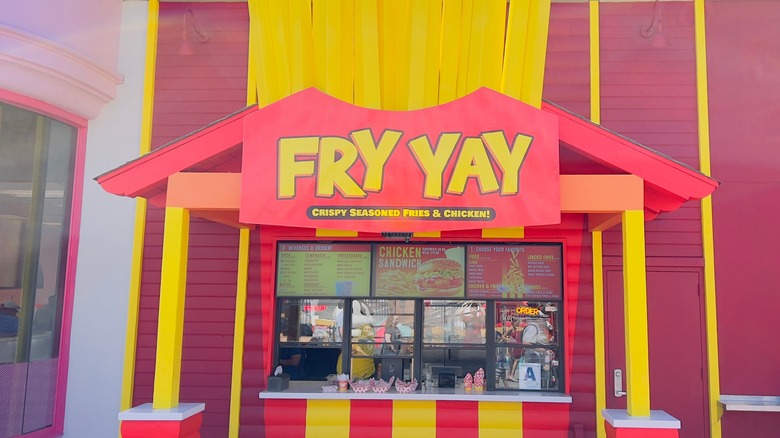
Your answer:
177,8 -> 211,56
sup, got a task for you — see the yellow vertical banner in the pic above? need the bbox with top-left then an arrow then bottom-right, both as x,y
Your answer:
312,0 -> 328,94
407,0 -> 440,110
440,0 -> 464,104
355,0 -> 381,108
378,0 -> 397,110
465,0 -> 487,94
287,0 -> 314,93
393,0 -> 412,109
341,0 -> 355,103
456,0 -> 475,98
519,0 -> 552,108
322,0 -> 349,102
502,0 -> 530,100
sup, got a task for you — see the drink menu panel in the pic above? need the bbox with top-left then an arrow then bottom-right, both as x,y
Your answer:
276,243 -> 371,297
466,244 -> 562,300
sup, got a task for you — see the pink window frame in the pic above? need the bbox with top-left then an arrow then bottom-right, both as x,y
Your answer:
0,88 -> 87,437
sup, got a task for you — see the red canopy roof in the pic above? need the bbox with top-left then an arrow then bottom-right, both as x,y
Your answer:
97,88 -> 718,223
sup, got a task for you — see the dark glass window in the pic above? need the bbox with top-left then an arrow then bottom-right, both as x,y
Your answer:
0,101 -> 77,433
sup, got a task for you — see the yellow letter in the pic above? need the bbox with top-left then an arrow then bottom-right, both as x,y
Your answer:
317,137 -> 366,198
351,128 -> 402,192
481,131 -> 533,195
447,137 -> 500,195
278,137 -> 318,199
408,133 -> 460,199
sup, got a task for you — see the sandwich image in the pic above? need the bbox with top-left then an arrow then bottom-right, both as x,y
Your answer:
415,258 -> 464,295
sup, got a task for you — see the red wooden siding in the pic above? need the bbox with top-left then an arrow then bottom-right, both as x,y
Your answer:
544,2 -> 591,119
534,13 -> 597,435
526,214 -> 595,437
599,1 -> 702,260
706,1 -> 780,436
350,400 -> 393,438
436,400 -> 479,438
134,4 -> 248,438
263,399 -> 306,438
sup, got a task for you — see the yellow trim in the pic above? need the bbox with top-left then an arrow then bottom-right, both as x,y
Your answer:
592,231 -> 607,438
482,227 -> 524,239
621,210 -> 650,417
306,399 -> 350,438
589,0 -> 601,125
246,18 -> 257,105
478,401 -> 522,437
413,231 -> 440,238
152,207 -> 190,409
315,229 -> 358,237
694,1 -> 721,436
228,229 -> 250,438
392,400 -> 436,438
120,0 -> 158,417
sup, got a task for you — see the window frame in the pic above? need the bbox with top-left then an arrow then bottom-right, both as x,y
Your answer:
272,240 -> 566,394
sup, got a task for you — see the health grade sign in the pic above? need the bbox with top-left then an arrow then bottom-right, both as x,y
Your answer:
240,88 -> 560,233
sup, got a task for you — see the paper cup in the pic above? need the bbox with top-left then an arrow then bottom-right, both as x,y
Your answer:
338,380 -> 349,391
335,281 -> 353,296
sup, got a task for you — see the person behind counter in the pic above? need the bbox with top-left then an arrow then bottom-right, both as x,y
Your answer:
279,347 -> 305,380
383,315 -> 402,355
336,323 -> 376,379
0,301 -> 20,337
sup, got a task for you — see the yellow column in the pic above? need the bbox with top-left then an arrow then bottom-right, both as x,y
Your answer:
592,232 -> 607,437
694,1 -> 723,436
622,210 -> 650,417
152,207 -> 191,409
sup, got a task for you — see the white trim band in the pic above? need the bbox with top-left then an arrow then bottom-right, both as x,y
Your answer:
259,382 -> 572,403
602,409 -> 681,429
720,395 -> 780,413
118,403 -> 206,421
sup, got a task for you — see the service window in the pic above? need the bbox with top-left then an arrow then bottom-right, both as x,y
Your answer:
273,241 -> 565,393
422,300 -> 487,386
495,301 -> 561,391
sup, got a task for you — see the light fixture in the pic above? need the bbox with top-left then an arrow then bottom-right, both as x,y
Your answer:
177,8 -> 210,56
640,0 -> 670,49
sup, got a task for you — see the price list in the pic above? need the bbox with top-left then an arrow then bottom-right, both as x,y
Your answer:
466,244 -> 563,300
276,243 -> 371,297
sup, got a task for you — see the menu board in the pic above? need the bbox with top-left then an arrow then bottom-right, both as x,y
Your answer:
276,243 -> 371,297
374,244 -> 465,298
466,244 -> 562,300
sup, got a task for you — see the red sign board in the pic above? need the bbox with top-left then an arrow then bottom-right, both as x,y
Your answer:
466,244 -> 563,300
240,88 -> 560,232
